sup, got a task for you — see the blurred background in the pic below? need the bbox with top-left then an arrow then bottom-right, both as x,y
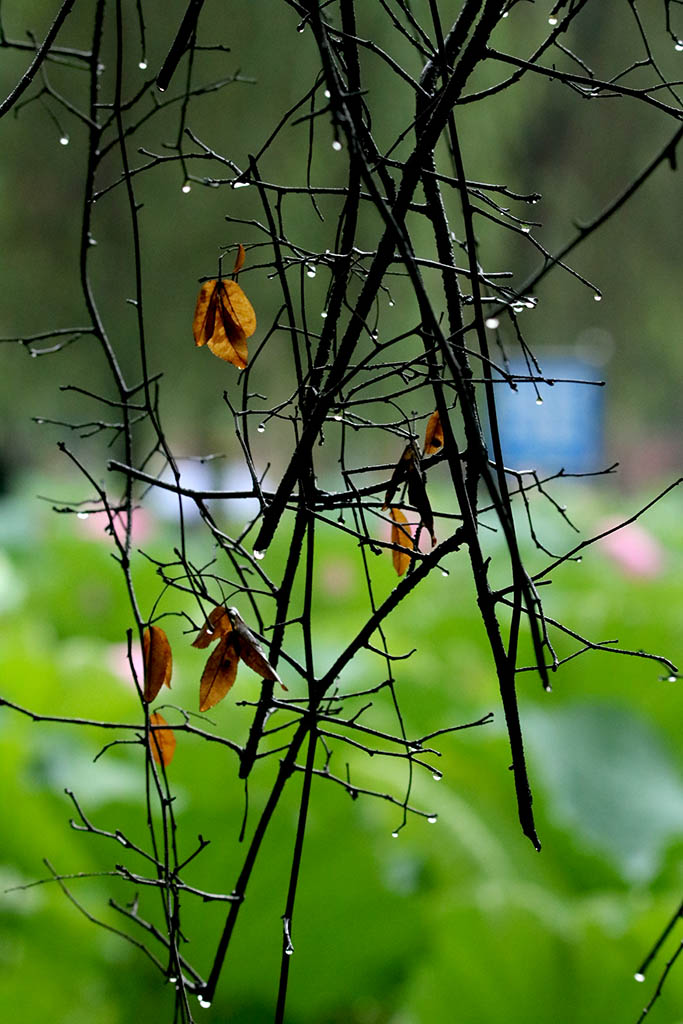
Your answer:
0,1 -> 681,1021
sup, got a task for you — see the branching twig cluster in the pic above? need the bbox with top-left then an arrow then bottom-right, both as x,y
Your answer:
1,2 -> 680,1021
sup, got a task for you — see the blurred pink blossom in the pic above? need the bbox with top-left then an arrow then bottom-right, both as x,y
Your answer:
597,518 -> 664,578
106,641 -> 144,690
76,507 -> 155,545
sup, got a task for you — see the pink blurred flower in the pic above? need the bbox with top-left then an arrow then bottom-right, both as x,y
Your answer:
76,507 -> 155,545
106,641 -> 144,690
597,518 -> 664,578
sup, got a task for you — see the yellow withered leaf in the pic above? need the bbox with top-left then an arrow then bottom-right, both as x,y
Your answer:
199,634 -> 241,711
149,712 -> 176,767
192,279 -> 256,369
423,410 -> 444,457
192,605 -> 233,648
143,625 -> 173,703
389,506 -> 414,576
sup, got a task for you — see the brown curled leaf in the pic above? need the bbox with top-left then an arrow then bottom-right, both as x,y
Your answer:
423,410 -> 444,457
389,506 -> 413,576
232,243 -> 246,275
149,712 -> 176,767
199,633 -> 241,711
192,278 -> 256,369
228,607 -> 287,690
143,625 -> 173,703
383,443 -> 415,509
192,605 -> 233,648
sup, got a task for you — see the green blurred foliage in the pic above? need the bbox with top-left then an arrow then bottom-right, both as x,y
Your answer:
0,477 -> 681,1022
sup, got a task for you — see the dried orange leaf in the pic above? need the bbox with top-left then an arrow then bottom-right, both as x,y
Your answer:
192,279 -> 256,369
149,712 -> 176,767
192,605 -> 233,648
199,634 -> 241,711
143,625 -> 173,703
389,506 -> 413,576
228,607 -> 287,689
423,411 -> 444,457
232,243 -> 246,275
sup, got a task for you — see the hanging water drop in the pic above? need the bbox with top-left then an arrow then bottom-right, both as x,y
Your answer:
441,570 -> 448,578
593,293 -> 602,302
306,265 -> 316,278
666,674 -> 677,683
257,423 -> 265,433
297,23 -> 305,33
388,299 -> 394,308
536,396 -> 544,406
332,140 -> 342,151
138,60 -> 148,70
548,16 -> 558,26
253,549 -> 266,561
59,136 -> 70,146
432,772 -> 442,781
634,973 -> 645,983
324,89 -> 331,98
181,182 -> 191,194
197,996 -> 212,1008
77,511 -> 90,520
333,414 -> 342,422
576,556 -> 582,563
391,830 -> 400,838
168,977 -> 177,984
232,180 -> 250,189
427,815 -> 438,824
675,41 -> 683,51
485,317 -> 499,329
285,947 -> 294,956
321,310 -> 328,318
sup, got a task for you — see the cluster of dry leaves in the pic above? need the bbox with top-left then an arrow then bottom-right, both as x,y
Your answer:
142,607 -> 282,767
385,411 -> 444,576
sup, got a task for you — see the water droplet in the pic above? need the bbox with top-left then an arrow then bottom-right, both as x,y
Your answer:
512,303 -> 524,313
306,265 -> 316,278
197,996 -> 212,1008
285,947 -> 293,956
77,511 -> 90,520
371,330 -> 378,340
168,976 -> 177,984
333,414 -> 342,422
332,140 -> 343,151
157,84 -> 166,93
115,832 -> 128,845
576,556 -> 582,563
675,41 -> 683,52
634,973 -> 645,983
88,236 -> 97,246
297,23 -> 305,33
324,89 -> 331,98
138,60 -> 148,70
35,418 -> 44,425
502,10 -> 508,16
593,293 -> 602,302
524,299 -> 536,309
432,772 -> 442,781
536,396 -> 544,406
391,830 -> 399,838
427,815 -> 438,824
666,674 -> 677,683
441,570 -> 448,578
485,317 -> 499,329
320,310 -> 328,318
388,300 -> 394,308
59,136 -> 70,146
548,16 -> 558,26
232,180 -> 250,189
181,182 -> 191,194
257,423 -> 265,433
253,549 -> 265,561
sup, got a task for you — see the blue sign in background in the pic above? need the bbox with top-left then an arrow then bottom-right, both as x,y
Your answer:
492,357 -> 605,474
